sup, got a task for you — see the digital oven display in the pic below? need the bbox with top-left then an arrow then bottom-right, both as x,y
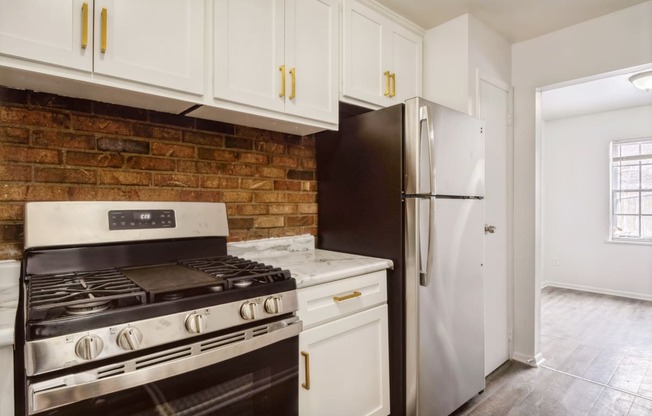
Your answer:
108,209 -> 176,230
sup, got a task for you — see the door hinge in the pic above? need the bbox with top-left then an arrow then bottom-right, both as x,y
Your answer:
507,113 -> 513,127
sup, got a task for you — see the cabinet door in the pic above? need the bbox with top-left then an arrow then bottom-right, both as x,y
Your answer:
0,0 -> 91,71
284,0 -> 338,123
388,25 -> 422,104
93,0 -> 204,94
214,0 -> 285,112
299,305 -> 390,416
342,0 -> 386,107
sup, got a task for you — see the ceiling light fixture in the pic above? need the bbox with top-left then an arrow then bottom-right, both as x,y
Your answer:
629,70 -> 652,92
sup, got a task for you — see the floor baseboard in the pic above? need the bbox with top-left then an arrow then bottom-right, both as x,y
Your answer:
542,281 -> 652,302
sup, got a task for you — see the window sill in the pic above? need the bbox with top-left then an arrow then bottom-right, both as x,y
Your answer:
606,238 -> 652,247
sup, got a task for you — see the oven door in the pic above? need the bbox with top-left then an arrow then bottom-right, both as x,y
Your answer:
28,317 -> 301,416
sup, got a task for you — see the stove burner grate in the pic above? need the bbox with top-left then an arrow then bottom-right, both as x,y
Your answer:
181,255 -> 291,290
27,269 -> 147,321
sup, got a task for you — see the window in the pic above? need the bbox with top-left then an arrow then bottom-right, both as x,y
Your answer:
610,138 -> 652,242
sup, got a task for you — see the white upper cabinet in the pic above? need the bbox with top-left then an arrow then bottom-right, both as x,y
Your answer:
284,0 -> 338,123
94,0 -> 204,94
389,24 -> 421,104
0,0 -> 204,95
213,0 -> 338,124
0,0 -> 92,71
342,0 -> 422,108
214,0 -> 285,112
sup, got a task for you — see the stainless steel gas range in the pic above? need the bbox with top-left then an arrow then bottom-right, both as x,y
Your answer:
15,201 -> 302,416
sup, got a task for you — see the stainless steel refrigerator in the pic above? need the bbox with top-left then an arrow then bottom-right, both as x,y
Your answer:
317,97 -> 485,416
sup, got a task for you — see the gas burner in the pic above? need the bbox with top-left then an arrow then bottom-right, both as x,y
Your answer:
161,293 -> 184,301
181,255 -> 291,290
65,300 -> 112,316
26,269 -> 147,322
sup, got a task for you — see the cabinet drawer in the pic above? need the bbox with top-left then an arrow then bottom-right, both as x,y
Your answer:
298,270 -> 387,329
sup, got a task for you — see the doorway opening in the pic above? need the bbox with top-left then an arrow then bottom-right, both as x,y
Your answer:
537,64 -> 652,401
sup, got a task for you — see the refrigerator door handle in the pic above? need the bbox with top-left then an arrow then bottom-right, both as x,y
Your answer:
418,104 -> 434,286
418,105 -> 433,195
418,197 -> 433,287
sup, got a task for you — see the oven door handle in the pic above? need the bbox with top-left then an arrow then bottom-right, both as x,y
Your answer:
29,317 -> 302,415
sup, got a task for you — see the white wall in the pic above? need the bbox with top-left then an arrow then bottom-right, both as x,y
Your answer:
511,1 -> 652,363
468,14 -> 512,99
423,14 -> 511,115
542,105 -> 652,299
423,15 -> 469,113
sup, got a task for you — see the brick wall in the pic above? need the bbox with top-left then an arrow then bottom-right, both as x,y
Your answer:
0,87 -> 317,260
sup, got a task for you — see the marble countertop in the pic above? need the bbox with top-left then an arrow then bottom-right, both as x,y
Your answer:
0,261 -> 20,347
228,235 -> 393,288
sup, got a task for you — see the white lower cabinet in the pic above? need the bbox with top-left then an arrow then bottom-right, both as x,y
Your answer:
297,271 -> 390,416
0,345 -> 13,416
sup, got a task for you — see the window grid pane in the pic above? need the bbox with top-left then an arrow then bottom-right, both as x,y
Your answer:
611,138 -> 652,242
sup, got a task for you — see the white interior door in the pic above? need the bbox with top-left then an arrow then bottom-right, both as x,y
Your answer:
479,76 -> 511,376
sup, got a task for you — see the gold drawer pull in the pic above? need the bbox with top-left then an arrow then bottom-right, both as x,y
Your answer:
333,291 -> 362,302
390,72 -> 396,97
301,351 -> 311,390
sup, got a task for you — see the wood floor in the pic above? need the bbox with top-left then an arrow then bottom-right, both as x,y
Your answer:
450,287 -> 652,416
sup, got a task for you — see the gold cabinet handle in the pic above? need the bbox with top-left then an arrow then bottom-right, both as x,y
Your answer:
81,3 -> 89,49
279,65 -> 286,97
301,351 -> 311,390
333,291 -> 362,302
384,71 -> 391,96
100,8 -> 108,53
289,67 -> 296,99
390,73 -> 396,97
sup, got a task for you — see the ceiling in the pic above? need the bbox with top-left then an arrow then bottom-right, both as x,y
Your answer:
374,0 -> 650,43
542,70 -> 652,121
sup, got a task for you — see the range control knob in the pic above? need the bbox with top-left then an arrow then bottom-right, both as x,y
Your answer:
264,296 -> 283,314
185,312 -> 207,334
75,335 -> 104,360
240,301 -> 259,320
117,327 -> 143,351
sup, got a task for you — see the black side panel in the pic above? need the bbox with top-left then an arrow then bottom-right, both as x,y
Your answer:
316,104 -> 405,416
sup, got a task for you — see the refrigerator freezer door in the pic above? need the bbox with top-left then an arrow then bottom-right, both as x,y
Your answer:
430,103 -> 484,197
404,98 -> 484,197
419,198 -> 485,416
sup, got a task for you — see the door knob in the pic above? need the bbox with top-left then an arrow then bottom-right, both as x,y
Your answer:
485,225 -> 496,234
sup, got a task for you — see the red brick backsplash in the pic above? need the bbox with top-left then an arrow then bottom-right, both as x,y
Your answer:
0,87 -> 317,260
